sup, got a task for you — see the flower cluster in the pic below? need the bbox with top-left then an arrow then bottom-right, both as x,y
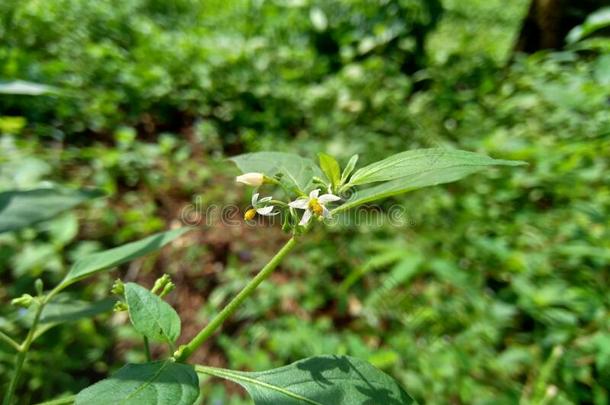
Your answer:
236,172 -> 341,227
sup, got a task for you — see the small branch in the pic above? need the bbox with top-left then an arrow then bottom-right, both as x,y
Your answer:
0,330 -> 20,352
3,299 -> 45,405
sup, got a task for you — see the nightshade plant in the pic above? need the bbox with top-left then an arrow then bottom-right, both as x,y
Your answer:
1,149 -> 524,404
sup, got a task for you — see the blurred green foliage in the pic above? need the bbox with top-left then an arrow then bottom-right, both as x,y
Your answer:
1,0 -> 609,404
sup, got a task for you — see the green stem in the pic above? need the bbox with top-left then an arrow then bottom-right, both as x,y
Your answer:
33,395 -> 75,405
175,237 -> 297,362
143,336 -> 152,361
3,299 -> 45,405
265,177 -> 304,197
0,330 -> 20,352
269,200 -> 288,207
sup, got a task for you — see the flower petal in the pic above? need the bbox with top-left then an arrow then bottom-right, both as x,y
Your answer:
289,198 -> 309,209
318,193 -> 341,204
251,193 -> 259,206
256,206 -> 277,216
258,196 -> 273,204
322,206 -> 332,219
299,209 -> 313,226
237,172 -> 264,186
309,189 -> 320,199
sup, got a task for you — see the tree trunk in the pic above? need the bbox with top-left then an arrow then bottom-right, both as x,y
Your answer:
514,0 -> 605,52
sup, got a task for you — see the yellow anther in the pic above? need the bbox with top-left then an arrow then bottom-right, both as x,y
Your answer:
244,208 -> 257,221
308,198 -> 324,216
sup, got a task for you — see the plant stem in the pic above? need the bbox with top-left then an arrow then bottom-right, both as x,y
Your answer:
33,395 -> 75,405
3,299 -> 45,405
175,237 -> 297,362
143,336 -> 152,361
269,200 -> 288,207
0,330 -> 20,352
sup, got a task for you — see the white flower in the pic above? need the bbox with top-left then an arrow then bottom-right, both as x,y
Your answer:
236,172 -> 264,186
245,193 -> 278,220
288,189 -> 341,225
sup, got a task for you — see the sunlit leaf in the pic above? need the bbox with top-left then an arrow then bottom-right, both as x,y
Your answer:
318,153 -> 341,188
340,154 -> 359,185
125,283 -> 180,344
0,80 -> 58,95
197,355 -> 415,404
59,228 -> 190,289
76,361 -> 199,405
336,164 -> 505,212
230,152 -> 323,191
349,148 -> 525,186
41,212 -> 80,246
0,188 -> 103,234
567,7 -> 610,44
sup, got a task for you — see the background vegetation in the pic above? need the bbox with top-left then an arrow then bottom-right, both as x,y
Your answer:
1,0 -> 609,404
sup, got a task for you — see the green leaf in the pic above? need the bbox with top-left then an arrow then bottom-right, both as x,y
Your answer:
196,355 -> 415,405
318,153 -> 341,188
340,154 -> 359,185
230,152 -> 323,191
336,163 -> 510,212
41,212 -> 79,246
24,297 -> 115,341
0,80 -> 59,95
75,361 -> 199,405
348,148 -> 525,186
59,228 -> 190,289
0,188 -> 103,234
124,282 -> 181,344
39,297 -> 115,325
594,54 -> 610,86
567,7 -> 610,44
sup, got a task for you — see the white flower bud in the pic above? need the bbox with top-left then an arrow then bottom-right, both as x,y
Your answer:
236,172 -> 264,186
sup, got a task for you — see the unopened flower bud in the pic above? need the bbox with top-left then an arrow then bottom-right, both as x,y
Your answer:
111,279 -> 125,296
35,279 -> 44,296
11,294 -> 34,308
236,172 -> 264,187
151,274 -> 171,295
113,301 -> 128,312
159,282 -> 175,298
244,208 -> 257,221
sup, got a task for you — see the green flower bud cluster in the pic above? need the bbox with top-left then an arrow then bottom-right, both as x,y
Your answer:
11,294 -> 35,309
111,279 -> 125,295
152,274 -> 175,298
110,274 -> 176,314
111,279 -> 127,312
113,301 -> 128,312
